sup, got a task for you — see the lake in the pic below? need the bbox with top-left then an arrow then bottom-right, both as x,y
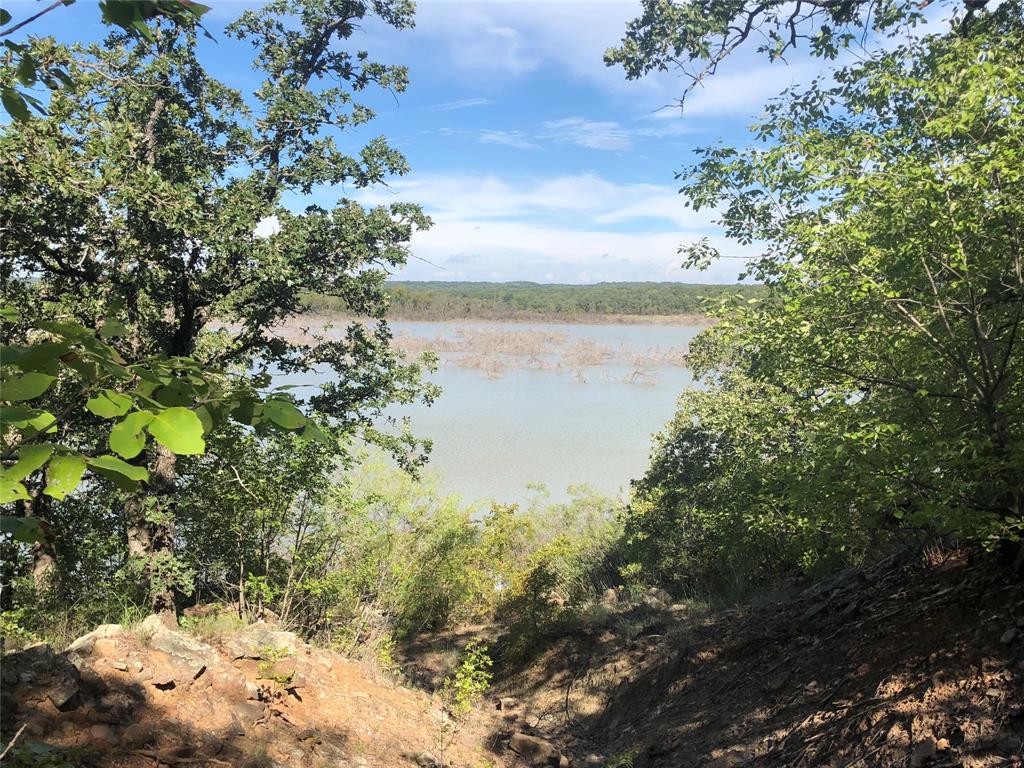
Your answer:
280,320 -> 704,506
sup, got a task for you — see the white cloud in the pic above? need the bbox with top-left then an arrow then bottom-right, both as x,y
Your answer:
424,97 -> 496,112
541,117 -> 632,150
356,171 -> 758,283
478,129 -> 541,150
360,172 -> 716,230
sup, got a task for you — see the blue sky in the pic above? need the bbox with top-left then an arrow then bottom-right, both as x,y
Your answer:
7,1 -> 949,283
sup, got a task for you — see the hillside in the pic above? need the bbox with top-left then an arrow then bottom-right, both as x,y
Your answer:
478,545 -> 1024,768
6,545 -> 1023,768
2,615 -> 501,768
302,282 -> 762,322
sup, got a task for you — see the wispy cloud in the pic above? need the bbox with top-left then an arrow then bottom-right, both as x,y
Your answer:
478,129 -> 541,150
541,117 -> 631,150
434,114 -> 691,153
355,171 -> 758,283
424,97 -> 497,112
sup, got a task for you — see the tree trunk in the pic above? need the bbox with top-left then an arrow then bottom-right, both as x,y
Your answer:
127,445 -> 178,619
19,490 -> 57,595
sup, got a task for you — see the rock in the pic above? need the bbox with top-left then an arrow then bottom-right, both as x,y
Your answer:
407,752 -> 440,768
602,588 -> 618,606
232,701 -> 265,725
88,724 -> 116,745
225,717 -> 246,738
150,669 -> 177,688
559,757 -> 572,768
66,624 -> 123,655
237,622 -> 299,655
123,723 -> 158,748
210,669 -> 247,699
44,666 -> 82,710
1001,628 -> 1018,644
199,732 -> 225,755
911,737 -> 937,767
509,732 -> 562,766
147,622 -> 214,665
107,659 -> 128,672
936,738 -> 950,752
498,696 -> 519,711
296,729 -> 320,742
643,587 -> 672,608
584,756 -> 604,767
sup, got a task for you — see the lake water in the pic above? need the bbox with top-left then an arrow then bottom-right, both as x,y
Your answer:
281,320 -> 704,505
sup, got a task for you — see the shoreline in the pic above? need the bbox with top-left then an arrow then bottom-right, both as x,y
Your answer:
298,311 -> 715,328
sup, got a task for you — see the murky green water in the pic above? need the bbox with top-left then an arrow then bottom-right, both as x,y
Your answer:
283,321 -> 704,505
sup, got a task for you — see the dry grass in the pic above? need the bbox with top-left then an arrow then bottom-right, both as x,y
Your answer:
214,319 -> 692,381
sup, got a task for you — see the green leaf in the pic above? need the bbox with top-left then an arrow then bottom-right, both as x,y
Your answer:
2,372 -> 55,401
146,407 -> 206,455
1,405 -> 40,424
15,342 -> 71,374
0,516 -> 44,544
264,399 -> 306,430
0,479 -> 29,504
45,455 -> 87,500
98,319 -> 128,338
1,372 -> 56,403
4,444 -> 55,482
88,455 -> 148,483
109,411 -> 154,459
86,390 -> 133,418
300,420 -> 333,447
0,9 -> 12,26
16,53 -> 37,87
1,87 -> 31,122
23,411 -> 58,436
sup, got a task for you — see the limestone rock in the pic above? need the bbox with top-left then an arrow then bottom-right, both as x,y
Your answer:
66,624 -> 123,656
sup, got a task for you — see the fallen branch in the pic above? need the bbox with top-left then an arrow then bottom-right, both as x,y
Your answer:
0,724 -> 27,761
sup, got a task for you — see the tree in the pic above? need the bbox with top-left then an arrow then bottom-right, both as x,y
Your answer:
1,0 -> 434,614
622,3 -> 1024,592
1,0 -> 212,121
605,0 -> 996,101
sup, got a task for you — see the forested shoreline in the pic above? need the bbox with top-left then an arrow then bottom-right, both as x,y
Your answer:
302,281 -> 758,322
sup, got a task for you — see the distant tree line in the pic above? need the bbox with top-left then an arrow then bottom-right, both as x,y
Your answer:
305,281 -> 763,321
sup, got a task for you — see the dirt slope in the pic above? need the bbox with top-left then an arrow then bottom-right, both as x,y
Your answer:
5,546 -> 1023,768
1,616 -> 503,768
486,547 -> 1024,768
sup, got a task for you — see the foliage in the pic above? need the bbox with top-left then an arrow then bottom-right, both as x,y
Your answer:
622,4 -> 1024,596
605,0 -> 989,99
1,0 -> 211,122
435,641 -> 492,768
0,310 -> 320,543
304,281 -> 762,321
1,0 -> 434,614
